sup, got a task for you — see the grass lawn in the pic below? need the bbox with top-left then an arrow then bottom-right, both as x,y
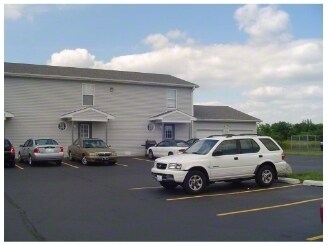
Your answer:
285,150 -> 323,157
287,172 -> 323,182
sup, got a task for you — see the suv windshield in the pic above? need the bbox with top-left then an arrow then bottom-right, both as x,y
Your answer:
83,139 -> 107,148
184,139 -> 219,155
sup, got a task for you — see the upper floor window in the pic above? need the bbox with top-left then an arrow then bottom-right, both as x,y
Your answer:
82,83 -> 95,106
167,89 -> 177,109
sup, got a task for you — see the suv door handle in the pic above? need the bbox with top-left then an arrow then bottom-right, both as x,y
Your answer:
234,157 -> 238,160
259,155 -> 263,158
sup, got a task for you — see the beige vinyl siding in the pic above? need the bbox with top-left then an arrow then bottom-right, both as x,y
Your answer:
4,77 -> 193,156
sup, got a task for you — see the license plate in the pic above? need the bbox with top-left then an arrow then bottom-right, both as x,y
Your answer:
102,157 -> 109,161
156,175 -> 162,182
46,148 -> 54,152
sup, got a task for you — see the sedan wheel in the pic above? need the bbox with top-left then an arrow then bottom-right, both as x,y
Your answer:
18,152 -> 23,163
29,156 -> 34,166
68,151 -> 74,161
81,156 -> 88,165
148,150 -> 154,159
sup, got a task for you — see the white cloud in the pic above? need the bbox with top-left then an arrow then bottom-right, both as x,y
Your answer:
4,5 -> 25,20
234,4 -> 292,44
47,49 -> 96,68
45,4 -> 322,123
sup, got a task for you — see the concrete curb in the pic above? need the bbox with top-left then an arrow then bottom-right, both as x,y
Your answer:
278,177 -> 323,187
278,177 -> 301,184
303,180 -> 323,187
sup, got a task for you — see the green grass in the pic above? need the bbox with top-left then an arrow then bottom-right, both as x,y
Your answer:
285,150 -> 323,157
287,172 -> 323,182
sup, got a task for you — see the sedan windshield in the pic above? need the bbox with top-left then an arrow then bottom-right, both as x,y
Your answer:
184,139 -> 219,155
83,140 -> 107,148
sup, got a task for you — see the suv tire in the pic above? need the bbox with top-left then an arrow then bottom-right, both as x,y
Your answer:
256,165 -> 275,187
183,170 -> 207,194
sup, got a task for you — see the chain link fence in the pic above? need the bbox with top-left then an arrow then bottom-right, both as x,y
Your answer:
290,135 -> 322,151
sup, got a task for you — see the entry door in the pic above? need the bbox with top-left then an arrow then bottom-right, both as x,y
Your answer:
79,123 -> 92,138
163,124 -> 175,140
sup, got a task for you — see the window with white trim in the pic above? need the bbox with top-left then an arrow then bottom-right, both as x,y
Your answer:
167,89 -> 177,109
82,84 -> 95,106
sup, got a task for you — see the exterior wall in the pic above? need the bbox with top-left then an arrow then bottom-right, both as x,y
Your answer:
193,121 -> 257,138
4,76 -> 193,156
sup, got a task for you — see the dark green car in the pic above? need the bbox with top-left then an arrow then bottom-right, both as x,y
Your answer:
68,138 -> 117,165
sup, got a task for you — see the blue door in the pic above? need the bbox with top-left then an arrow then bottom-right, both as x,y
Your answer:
163,124 -> 175,140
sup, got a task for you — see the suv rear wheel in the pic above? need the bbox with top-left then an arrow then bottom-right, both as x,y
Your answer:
256,165 -> 275,187
183,170 -> 207,194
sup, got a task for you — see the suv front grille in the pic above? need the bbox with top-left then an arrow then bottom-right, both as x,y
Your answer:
98,152 -> 112,157
156,163 -> 167,169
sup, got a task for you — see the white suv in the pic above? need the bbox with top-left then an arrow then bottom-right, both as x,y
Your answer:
151,135 -> 292,194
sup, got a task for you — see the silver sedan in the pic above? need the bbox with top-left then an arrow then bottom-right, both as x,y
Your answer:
18,138 -> 64,166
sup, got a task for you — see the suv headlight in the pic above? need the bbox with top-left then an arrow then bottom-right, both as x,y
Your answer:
168,163 -> 182,170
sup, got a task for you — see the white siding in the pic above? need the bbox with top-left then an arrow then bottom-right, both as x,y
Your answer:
4,77 -> 193,156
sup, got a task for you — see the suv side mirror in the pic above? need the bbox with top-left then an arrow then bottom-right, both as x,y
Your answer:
212,150 -> 223,156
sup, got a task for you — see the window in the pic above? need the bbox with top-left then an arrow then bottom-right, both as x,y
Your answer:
240,139 -> 260,154
185,139 -> 219,155
259,138 -> 280,151
167,89 -> 177,109
58,122 -> 67,131
157,141 -> 169,147
82,84 -> 95,106
35,139 -> 59,145
215,140 -> 238,155
80,124 -> 90,138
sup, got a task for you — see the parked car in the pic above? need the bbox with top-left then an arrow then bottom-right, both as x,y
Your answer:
147,139 -> 189,159
68,138 -> 117,165
186,138 -> 199,146
151,135 -> 291,194
18,138 -> 64,166
4,138 -> 15,167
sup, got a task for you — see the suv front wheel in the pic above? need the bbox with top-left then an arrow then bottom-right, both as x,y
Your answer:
256,165 -> 275,187
183,170 -> 207,194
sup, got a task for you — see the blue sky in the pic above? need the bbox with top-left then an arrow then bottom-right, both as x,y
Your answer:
4,4 -> 323,124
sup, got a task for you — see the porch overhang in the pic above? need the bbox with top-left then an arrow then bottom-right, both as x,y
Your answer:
4,111 -> 14,120
149,110 -> 196,123
61,107 -> 115,122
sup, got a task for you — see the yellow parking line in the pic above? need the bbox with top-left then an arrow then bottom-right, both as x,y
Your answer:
217,198 -> 323,217
129,186 -> 162,190
62,162 -> 79,169
167,184 -> 300,201
116,163 -> 128,167
15,164 -> 24,170
307,235 -> 323,241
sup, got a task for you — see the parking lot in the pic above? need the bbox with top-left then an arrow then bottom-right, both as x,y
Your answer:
4,156 -> 323,241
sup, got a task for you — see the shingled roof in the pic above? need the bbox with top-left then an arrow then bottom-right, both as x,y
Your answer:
4,62 -> 198,88
194,105 -> 261,122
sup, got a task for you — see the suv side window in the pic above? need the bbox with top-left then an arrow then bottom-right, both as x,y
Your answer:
240,139 -> 260,154
259,138 -> 280,151
215,140 -> 238,155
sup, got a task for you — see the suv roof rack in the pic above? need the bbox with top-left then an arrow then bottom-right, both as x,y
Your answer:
207,134 -> 263,138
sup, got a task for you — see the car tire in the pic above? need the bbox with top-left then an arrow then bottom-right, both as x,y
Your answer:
18,152 -> 23,163
68,151 -> 74,161
148,150 -> 154,159
160,181 -> 178,190
28,155 -> 34,166
81,155 -> 88,165
183,170 -> 207,194
256,165 -> 275,187
168,152 -> 173,156
56,160 -> 62,166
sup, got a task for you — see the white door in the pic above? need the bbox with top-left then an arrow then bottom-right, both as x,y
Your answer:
80,124 -> 90,138
210,139 -> 241,179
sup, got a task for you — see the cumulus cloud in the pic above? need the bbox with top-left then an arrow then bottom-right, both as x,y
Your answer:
4,5 -> 25,20
45,4 -> 322,123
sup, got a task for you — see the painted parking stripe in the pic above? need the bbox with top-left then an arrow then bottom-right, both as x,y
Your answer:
129,186 -> 162,190
166,184 -> 300,201
116,163 -> 128,167
306,235 -> 323,241
62,162 -> 79,169
217,198 -> 323,217
15,164 -> 24,170
133,158 -> 154,163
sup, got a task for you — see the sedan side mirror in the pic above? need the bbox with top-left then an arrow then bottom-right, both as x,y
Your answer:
212,150 -> 223,156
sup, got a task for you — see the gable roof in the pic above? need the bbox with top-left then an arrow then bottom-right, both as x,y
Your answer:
194,105 -> 261,122
61,107 -> 115,122
4,62 -> 198,88
149,110 -> 196,123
